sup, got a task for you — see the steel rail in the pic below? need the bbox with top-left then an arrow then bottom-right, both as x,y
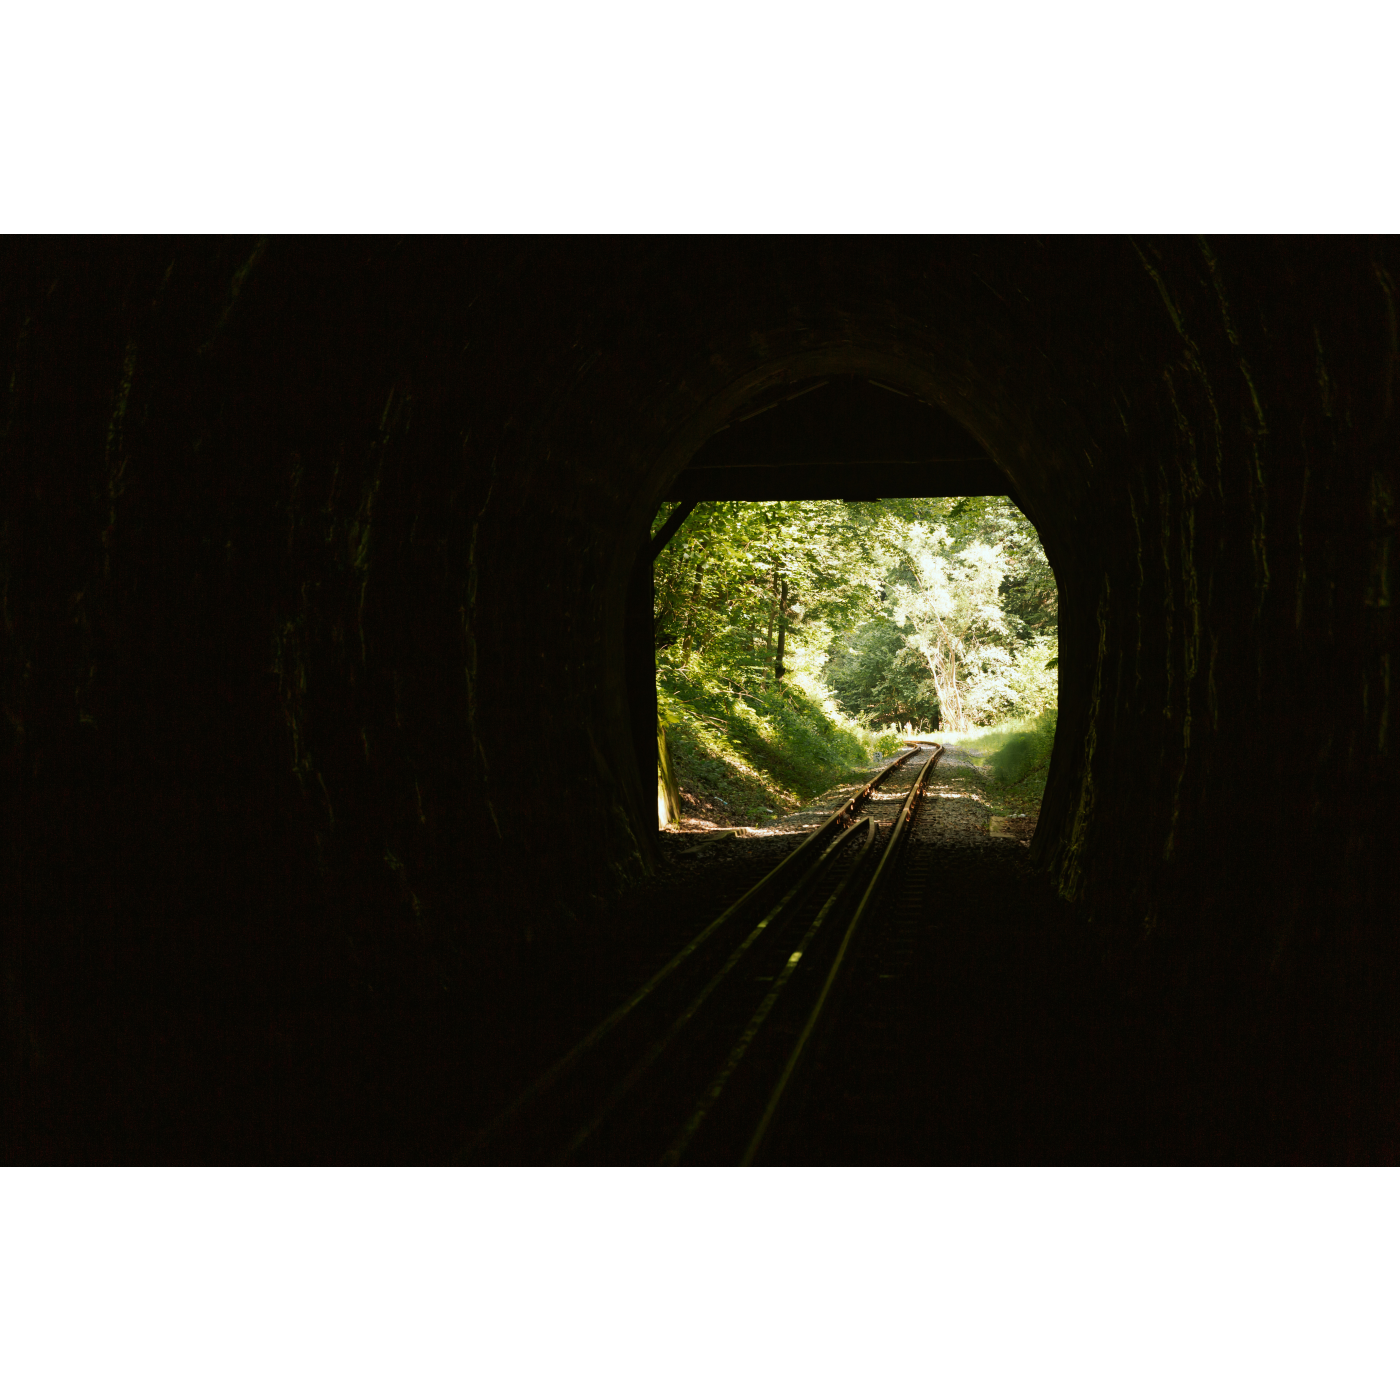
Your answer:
557,816 -> 879,1164
741,742 -> 943,1165
458,741 -> 925,1163
659,817 -> 880,1165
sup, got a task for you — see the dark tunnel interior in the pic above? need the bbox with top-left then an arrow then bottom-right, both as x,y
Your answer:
2,236 -> 1397,1163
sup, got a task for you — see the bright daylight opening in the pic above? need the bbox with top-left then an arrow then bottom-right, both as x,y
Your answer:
652,494 -> 1059,841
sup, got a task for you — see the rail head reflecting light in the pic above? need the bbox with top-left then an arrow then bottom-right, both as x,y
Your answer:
460,741 -> 940,1166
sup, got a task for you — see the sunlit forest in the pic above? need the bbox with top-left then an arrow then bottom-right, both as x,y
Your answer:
654,495 -> 1059,825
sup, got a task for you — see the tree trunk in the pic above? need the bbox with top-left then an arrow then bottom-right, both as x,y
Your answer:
679,557 -> 705,665
762,570 -> 779,664
774,576 -> 789,680
657,721 -> 682,828
926,631 -> 968,731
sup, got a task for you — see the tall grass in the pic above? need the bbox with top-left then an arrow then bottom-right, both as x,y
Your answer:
933,707 -> 1058,798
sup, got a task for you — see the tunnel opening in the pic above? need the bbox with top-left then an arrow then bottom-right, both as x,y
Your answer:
621,371 -> 1069,870
647,490 -> 1059,838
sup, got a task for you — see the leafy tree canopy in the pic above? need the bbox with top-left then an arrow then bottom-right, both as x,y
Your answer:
653,493 -> 1057,747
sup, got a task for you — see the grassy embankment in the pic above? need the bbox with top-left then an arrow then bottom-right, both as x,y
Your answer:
657,659 -> 1057,830
928,708 -> 1059,820
658,665 -> 897,827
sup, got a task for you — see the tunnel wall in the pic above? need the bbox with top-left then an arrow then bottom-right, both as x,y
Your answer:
3,236 -> 1396,1155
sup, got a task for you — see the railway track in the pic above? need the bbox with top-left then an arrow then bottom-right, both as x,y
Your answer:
461,741 -> 943,1166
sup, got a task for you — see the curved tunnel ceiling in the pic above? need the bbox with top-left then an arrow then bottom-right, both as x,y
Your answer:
675,375 -> 1024,508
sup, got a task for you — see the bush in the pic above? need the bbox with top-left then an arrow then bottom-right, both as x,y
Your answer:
866,721 -> 929,762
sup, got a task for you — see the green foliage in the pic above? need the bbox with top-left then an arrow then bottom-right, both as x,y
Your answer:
886,525 -> 1018,729
1004,637 -> 1059,717
989,734 -> 1038,784
946,496 -> 1059,644
651,493 -> 1057,820
947,707 -> 1059,804
658,661 -> 876,821
824,497 -> 1058,732
826,617 -> 942,729
866,722 -> 925,760
652,497 -> 953,678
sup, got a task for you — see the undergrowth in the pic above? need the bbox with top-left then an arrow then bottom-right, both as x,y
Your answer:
658,662 -> 879,825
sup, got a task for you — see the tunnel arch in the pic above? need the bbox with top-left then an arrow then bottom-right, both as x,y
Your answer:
543,237 -> 1394,970
610,338 -> 1090,898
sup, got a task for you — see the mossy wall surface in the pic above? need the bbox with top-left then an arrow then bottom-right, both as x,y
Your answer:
2,236 -> 1395,1155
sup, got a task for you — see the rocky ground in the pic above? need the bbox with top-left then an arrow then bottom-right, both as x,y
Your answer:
914,741 -> 1038,846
